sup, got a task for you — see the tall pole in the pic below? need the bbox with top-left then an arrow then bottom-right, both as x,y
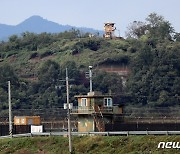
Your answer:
8,81 -> 13,137
89,66 -> 93,92
66,68 -> 72,153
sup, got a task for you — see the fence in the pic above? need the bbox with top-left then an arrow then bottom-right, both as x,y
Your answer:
0,125 -> 31,136
123,107 -> 180,117
0,120 -> 78,136
1,131 -> 180,139
1,107 -> 180,136
106,122 -> 180,131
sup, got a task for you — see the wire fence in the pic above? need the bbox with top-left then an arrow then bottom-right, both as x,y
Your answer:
0,106 -> 180,124
1,107 -> 180,135
123,106 -> 180,117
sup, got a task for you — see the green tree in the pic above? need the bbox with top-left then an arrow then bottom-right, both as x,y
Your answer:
146,13 -> 174,40
38,60 -> 61,86
126,21 -> 147,39
127,42 -> 180,107
0,64 -> 19,89
126,13 -> 174,42
60,61 -> 81,84
94,71 -> 122,94
28,60 -> 62,108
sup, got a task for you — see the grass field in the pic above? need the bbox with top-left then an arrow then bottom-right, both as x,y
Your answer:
0,135 -> 180,154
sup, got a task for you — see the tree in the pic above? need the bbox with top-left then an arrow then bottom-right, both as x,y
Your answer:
60,61 -> 81,84
0,64 -> 30,111
0,64 -> 19,89
146,13 -> 164,27
126,21 -> 147,39
94,71 -> 123,94
126,13 -> 174,41
38,60 -> 61,87
21,32 -> 38,51
27,60 -> 62,108
174,33 -> 180,41
126,42 -> 180,107
9,35 -> 19,43
146,13 -> 174,40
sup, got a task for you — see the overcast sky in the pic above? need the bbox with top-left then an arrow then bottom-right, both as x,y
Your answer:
1,0 -> 180,36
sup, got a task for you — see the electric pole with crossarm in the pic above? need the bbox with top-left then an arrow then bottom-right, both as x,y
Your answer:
66,68 -> 72,153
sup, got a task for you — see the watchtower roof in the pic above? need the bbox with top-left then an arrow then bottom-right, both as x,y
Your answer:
74,91 -> 113,98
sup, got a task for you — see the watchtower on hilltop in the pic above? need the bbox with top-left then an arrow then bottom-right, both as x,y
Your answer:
104,22 -> 116,39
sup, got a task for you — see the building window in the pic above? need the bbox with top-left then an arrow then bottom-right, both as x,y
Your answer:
81,98 -> 87,106
16,119 -> 20,124
21,118 -> 25,124
104,98 -> 112,107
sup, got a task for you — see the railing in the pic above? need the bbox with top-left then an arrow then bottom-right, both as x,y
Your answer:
70,106 -> 120,114
1,131 -> 180,139
70,106 -> 94,114
100,107 -> 113,113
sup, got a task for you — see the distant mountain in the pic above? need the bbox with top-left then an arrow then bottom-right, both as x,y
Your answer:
0,15 -> 103,40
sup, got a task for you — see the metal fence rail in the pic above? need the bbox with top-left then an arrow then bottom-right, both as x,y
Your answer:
1,131 -> 180,139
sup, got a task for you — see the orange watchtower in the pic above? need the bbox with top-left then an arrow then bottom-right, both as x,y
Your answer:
104,22 -> 116,39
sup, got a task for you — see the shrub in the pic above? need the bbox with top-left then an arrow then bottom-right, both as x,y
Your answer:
29,52 -> 39,59
40,50 -> 53,58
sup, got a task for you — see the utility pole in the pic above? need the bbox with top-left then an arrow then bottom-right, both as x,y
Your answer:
66,68 -> 72,153
8,81 -> 13,137
89,66 -> 93,92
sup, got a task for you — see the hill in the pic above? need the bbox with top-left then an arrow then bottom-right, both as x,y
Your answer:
0,13 -> 179,115
0,135 -> 179,153
0,16 -> 103,40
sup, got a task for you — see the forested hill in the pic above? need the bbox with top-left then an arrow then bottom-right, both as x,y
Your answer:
0,13 -> 179,113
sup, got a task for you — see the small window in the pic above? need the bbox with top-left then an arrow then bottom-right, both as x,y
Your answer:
81,98 -> 87,106
16,119 -> 20,124
104,98 -> 112,107
21,118 -> 25,124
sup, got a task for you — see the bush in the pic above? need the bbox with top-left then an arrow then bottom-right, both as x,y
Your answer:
29,52 -> 39,59
83,39 -> 101,51
71,42 -> 84,55
39,50 -> 53,58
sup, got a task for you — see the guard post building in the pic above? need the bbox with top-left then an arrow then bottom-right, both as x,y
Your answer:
71,91 -> 122,132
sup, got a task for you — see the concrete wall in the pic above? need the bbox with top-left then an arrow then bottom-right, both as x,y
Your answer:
78,116 -> 94,132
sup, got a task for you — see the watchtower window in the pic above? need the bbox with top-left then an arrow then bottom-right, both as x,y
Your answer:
104,98 -> 112,107
81,98 -> 87,106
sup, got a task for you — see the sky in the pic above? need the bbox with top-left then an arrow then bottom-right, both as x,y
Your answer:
0,0 -> 180,36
